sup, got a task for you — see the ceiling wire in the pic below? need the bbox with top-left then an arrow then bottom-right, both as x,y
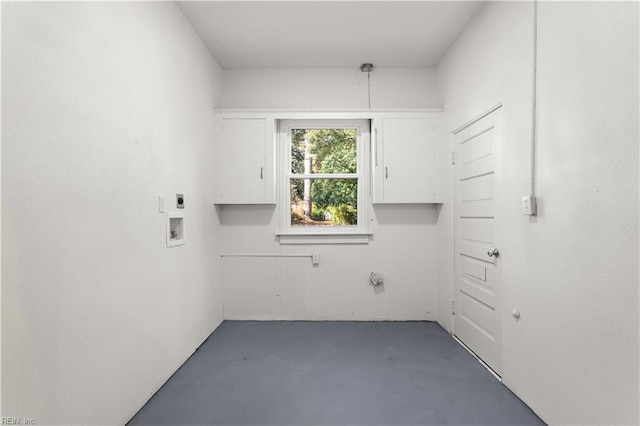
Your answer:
367,69 -> 371,109
361,63 -> 373,109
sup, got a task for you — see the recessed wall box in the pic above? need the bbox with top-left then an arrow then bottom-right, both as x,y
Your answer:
166,212 -> 185,247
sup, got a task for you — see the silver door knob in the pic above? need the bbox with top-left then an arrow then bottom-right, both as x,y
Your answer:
487,248 -> 499,258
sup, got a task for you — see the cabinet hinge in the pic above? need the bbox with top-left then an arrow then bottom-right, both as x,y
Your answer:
451,300 -> 455,315
451,151 -> 456,165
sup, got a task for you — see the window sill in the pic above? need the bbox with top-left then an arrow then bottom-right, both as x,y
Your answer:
277,232 -> 372,245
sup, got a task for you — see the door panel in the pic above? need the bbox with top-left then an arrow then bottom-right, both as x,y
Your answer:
461,256 -> 487,282
454,108 -> 502,375
459,242 -> 496,265
460,128 -> 494,164
460,217 -> 493,244
460,173 -> 493,202
459,291 -> 495,338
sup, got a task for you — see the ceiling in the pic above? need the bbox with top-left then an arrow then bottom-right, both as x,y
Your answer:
178,1 -> 485,69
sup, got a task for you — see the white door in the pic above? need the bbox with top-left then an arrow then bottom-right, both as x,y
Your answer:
453,107 -> 502,376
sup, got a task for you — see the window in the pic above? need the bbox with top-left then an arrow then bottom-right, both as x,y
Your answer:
278,119 -> 370,241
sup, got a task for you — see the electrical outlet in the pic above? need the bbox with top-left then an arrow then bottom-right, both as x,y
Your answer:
522,195 -> 537,215
312,253 -> 320,265
159,196 -> 165,213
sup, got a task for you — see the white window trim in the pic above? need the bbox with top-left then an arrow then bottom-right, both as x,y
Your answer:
277,119 -> 371,244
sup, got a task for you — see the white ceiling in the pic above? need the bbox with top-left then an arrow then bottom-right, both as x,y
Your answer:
178,1 -> 485,69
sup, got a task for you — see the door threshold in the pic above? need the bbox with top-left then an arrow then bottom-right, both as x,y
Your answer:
452,335 -> 502,382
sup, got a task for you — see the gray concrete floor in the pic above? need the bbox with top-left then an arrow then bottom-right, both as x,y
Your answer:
128,321 -> 545,426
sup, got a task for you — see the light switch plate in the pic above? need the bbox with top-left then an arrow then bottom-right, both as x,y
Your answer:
522,195 -> 537,215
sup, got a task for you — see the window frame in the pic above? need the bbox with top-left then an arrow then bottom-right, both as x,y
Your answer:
277,119 -> 371,242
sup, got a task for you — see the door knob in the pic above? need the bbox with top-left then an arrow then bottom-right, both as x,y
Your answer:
487,248 -> 499,258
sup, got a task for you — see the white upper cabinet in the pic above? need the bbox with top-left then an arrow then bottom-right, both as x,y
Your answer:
214,115 -> 275,204
372,115 -> 441,203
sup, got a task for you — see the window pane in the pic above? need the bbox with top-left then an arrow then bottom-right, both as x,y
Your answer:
291,129 -> 357,174
290,178 -> 358,226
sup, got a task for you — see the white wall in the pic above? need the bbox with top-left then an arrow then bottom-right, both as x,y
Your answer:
2,3 -> 223,424
219,67 -> 438,109
220,204 -> 438,320
218,68 -> 440,320
437,2 -> 639,424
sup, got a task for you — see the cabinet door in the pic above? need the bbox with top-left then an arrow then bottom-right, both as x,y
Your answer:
378,117 -> 439,203
215,117 -> 273,204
